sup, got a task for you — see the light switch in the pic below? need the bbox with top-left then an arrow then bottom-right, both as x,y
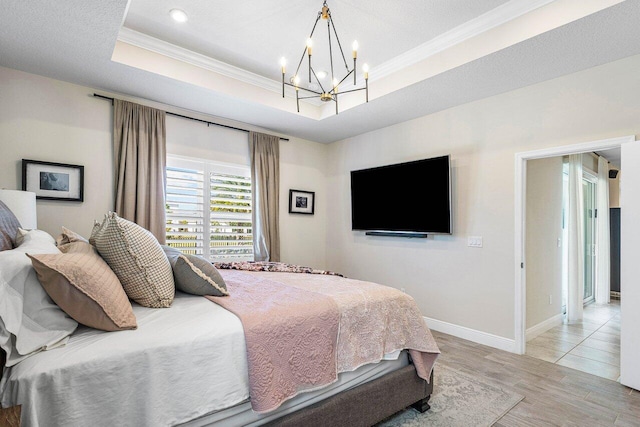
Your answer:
468,236 -> 483,248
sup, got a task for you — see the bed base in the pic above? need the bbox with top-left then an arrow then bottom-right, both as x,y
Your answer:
265,364 -> 433,427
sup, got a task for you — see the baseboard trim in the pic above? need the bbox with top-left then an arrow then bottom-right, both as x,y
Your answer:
525,314 -> 563,342
424,316 -> 516,353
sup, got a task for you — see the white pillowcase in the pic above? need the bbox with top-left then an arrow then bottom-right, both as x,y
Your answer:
0,229 -> 78,366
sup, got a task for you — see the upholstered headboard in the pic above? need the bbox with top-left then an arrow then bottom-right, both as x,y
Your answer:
0,190 -> 37,229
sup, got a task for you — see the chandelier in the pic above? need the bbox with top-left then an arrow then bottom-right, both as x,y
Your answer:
280,1 -> 369,115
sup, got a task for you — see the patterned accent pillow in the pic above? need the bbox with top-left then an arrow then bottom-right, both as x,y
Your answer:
162,246 -> 228,296
0,200 -> 22,251
90,212 -> 174,308
28,241 -> 137,331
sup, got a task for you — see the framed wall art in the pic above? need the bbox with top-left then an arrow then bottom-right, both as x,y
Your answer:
22,159 -> 84,202
288,189 -> 315,215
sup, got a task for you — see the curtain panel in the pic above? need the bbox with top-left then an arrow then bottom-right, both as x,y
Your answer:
249,132 -> 280,262
113,99 -> 167,244
596,156 -> 611,304
567,154 -> 585,322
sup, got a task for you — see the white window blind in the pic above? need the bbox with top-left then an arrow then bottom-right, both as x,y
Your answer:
166,156 -> 253,262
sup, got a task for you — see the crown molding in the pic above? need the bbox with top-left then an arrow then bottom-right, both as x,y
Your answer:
117,27 -> 325,106
370,0 -> 555,81
118,27 -> 282,93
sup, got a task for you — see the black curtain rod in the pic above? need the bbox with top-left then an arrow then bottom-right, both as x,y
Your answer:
92,93 -> 289,141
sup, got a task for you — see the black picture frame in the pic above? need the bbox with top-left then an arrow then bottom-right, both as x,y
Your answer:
22,159 -> 84,202
289,189 -> 315,215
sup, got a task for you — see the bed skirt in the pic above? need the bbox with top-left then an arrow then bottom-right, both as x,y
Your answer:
266,364 -> 433,427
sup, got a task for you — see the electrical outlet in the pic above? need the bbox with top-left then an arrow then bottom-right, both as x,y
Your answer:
468,236 -> 483,248
549,295 -> 553,305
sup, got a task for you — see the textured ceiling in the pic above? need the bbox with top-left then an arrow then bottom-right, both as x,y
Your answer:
1,1 -> 639,143
124,0 -> 509,81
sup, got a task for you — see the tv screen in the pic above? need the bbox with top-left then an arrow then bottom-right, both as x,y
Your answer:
350,155 -> 452,234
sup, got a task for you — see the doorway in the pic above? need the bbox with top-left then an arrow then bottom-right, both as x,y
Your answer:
514,135 -> 633,354
517,137 -> 629,382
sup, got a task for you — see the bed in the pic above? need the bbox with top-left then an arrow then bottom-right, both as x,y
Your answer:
0,197 -> 439,427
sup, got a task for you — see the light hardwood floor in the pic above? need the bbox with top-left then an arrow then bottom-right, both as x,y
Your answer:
526,301 -> 621,381
432,330 -> 640,426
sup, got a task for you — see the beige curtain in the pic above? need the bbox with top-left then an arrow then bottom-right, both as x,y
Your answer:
113,99 -> 167,244
596,156 -> 610,304
249,132 -> 280,261
567,154 -> 584,322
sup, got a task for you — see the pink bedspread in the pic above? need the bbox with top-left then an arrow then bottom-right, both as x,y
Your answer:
207,270 -> 440,413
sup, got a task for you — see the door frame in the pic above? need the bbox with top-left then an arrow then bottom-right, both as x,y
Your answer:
514,135 -> 633,354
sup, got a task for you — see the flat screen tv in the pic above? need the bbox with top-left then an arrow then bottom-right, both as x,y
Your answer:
350,155 -> 452,235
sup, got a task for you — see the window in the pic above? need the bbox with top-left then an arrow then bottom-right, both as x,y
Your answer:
165,156 -> 253,262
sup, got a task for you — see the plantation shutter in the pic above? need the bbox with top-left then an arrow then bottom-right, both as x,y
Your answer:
166,156 -> 253,262
165,164 -> 205,256
209,171 -> 253,260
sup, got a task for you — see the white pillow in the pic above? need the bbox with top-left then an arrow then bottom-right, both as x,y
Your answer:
0,229 -> 78,366
15,228 -> 56,248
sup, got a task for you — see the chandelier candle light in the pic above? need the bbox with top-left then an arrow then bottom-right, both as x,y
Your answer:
280,1 -> 369,114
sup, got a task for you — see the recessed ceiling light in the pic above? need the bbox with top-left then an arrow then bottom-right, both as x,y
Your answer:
316,71 -> 327,79
170,9 -> 188,23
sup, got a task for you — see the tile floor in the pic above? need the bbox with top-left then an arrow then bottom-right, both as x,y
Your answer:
525,299 -> 621,381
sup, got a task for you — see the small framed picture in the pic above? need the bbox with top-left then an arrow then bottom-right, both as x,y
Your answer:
22,159 -> 84,202
289,189 -> 315,215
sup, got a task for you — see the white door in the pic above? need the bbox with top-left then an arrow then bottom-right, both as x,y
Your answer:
620,141 -> 640,390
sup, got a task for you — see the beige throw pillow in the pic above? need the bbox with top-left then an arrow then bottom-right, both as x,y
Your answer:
28,242 -> 137,331
90,212 -> 174,308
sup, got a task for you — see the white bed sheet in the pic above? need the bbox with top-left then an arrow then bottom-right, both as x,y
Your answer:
1,292 -> 407,427
181,351 -> 408,427
0,293 -> 250,427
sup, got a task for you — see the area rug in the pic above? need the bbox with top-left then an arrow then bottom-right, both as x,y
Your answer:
377,363 -> 524,427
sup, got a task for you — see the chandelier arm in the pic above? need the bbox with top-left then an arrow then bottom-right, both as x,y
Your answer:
332,69 -> 353,90
327,18 -> 335,83
334,86 -> 366,95
328,15 -> 350,71
284,82 -> 323,96
310,67 -> 327,93
298,95 -> 324,100
295,14 -> 322,78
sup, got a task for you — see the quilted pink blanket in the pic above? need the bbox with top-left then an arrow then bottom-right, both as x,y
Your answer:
207,270 -> 440,413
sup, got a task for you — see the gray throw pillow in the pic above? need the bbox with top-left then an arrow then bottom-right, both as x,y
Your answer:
162,246 -> 228,296
0,200 -> 22,251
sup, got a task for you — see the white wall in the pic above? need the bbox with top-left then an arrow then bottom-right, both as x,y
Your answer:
0,66 -> 329,267
0,66 -> 113,238
326,53 -> 640,341
525,157 -> 563,330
